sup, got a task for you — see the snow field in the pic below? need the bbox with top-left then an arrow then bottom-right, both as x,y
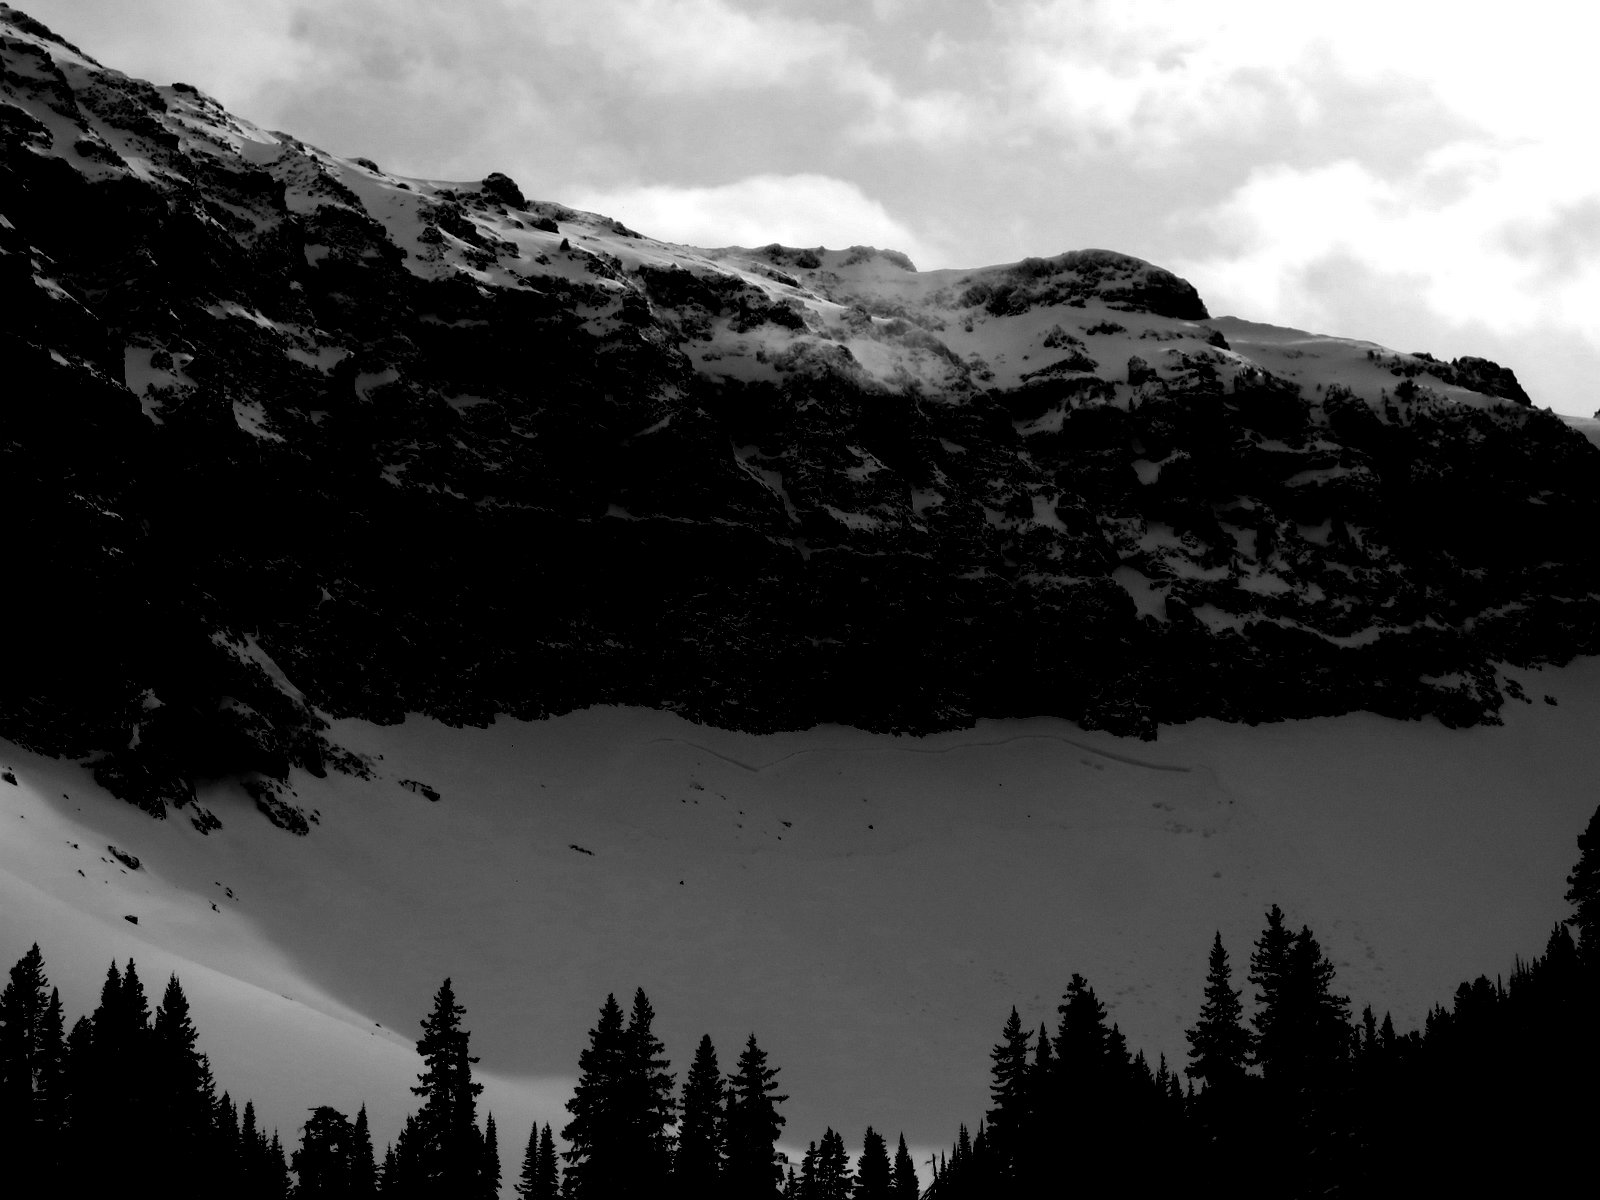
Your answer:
6,656 -> 1600,1169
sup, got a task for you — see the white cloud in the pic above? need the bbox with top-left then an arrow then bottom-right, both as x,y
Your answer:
1172,144 -> 1600,339
566,173 -> 941,263
536,0 -> 857,93
995,0 -> 1599,159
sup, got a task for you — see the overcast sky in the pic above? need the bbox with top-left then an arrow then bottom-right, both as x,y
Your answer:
25,0 -> 1599,416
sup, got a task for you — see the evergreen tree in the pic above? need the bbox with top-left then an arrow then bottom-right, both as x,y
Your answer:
891,1134 -> 917,1200
724,1034 -> 787,1199
82,959 -> 154,1174
562,994 -> 628,1199
1052,975 -> 1133,1188
293,1106 -> 357,1199
480,1112 -> 501,1200
34,986 -> 67,1150
621,988 -> 675,1194
1565,803 -> 1600,963
970,1122 -> 994,1194
854,1126 -> 891,1200
1248,905 -> 1296,1077
390,1113 -> 429,1200
270,1130 -> 293,1200
983,1007 -> 1029,1182
243,1100 -> 288,1200
1015,1023 -> 1053,1195
674,1033 -> 725,1197
799,1142 -> 819,1200
516,1122 -> 541,1199
1053,973 -> 1110,1082
1250,913 -> 1353,1191
514,1121 -> 562,1200
536,1123 -> 559,1199
1281,925 -> 1353,1089
0,944 -> 48,1109
351,1105 -> 378,1199
152,971 -> 218,1193
214,1091 -> 243,1195
410,977 -> 485,1196
943,1125 -> 972,1198
1185,932 -> 1251,1091
0,944 -> 52,1186
814,1128 -> 853,1200
380,1144 -> 400,1198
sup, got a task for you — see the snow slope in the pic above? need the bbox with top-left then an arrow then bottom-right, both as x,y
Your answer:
6,657 -> 1599,1168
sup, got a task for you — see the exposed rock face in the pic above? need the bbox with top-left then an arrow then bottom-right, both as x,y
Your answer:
3,7 -> 1598,824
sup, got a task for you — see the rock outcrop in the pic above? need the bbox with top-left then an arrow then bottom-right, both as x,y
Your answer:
3,6 -> 1598,825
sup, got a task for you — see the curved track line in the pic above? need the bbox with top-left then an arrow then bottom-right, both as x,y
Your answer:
643,733 -> 1192,775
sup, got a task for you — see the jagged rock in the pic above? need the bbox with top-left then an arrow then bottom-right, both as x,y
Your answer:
479,171 -> 527,209
2,9 -> 1598,822
108,845 -> 140,870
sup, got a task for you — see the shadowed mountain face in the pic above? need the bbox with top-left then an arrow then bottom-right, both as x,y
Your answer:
3,6 -> 1598,829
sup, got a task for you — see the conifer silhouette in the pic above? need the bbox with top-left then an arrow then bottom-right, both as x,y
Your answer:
1185,932 -> 1251,1091
350,1104 -> 378,1198
983,1006 -> 1029,1182
814,1127 -> 852,1200
480,1111 -> 501,1200
854,1126 -> 891,1200
675,1033 -> 725,1196
622,988 -> 676,1194
562,993 -> 628,1198
891,1133 -> 918,1199
293,1105 -> 357,1199
409,977 -> 486,1197
1564,803 -> 1600,963
725,1033 -> 787,1199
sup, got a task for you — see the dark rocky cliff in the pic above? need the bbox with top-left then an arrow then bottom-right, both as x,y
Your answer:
3,7 -> 1598,830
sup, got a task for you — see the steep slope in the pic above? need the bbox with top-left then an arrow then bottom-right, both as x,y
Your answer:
4,6 -> 1599,828
5,657 -> 1598,1163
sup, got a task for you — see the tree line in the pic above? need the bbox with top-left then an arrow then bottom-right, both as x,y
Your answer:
928,802 -> 1600,1196
4,803 -> 1598,1197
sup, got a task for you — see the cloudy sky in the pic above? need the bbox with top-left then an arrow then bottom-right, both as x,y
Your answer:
26,0 -> 1599,416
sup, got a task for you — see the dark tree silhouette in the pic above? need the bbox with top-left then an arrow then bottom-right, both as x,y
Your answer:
536,1123 -> 560,1198
798,1140 -> 819,1199
79,959 -> 154,1176
1248,904 -> 1295,1079
408,977 -> 485,1197
350,1104 -> 377,1199
814,1127 -> 853,1200
0,944 -> 59,1187
891,1133 -> 918,1199
1565,803 -> 1600,963
515,1121 -> 562,1200
854,1126 -> 891,1200
515,1122 -> 539,1199
622,988 -> 676,1195
725,1033 -> 787,1199
674,1033 -> 725,1197
562,993 -> 628,1198
152,972 -> 218,1195
478,1112 -> 501,1200
983,1006 -> 1029,1183
292,1105 -> 356,1199
1185,932 -> 1251,1092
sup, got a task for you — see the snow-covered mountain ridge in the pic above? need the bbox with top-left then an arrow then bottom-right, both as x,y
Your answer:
4,6 -> 1599,829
